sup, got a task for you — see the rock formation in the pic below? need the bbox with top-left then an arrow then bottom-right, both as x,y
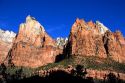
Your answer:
67,18 -> 125,63
0,16 -> 125,81
103,31 -> 125,63
33,66 -> 125,81
0,29 -> 16,64
67,18 -> 107,58
0,16 -> 125,67
56,37 -> 68,49
9,15 -> 62,68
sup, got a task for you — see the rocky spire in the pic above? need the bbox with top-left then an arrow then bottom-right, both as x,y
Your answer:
26,15 -> 36,22
67,18 -> 110,58
16,15 -> 46,46
9,16 -> 61,68
0,29 -> 16,64
67,18 -> 125,63
96,21 -> 110,34
0,29 -> 16,43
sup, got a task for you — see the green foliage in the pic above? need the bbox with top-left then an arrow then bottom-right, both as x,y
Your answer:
35,56 -> 76,71
1,56 -> 125,80
4,66 -> 34,78
77,56 -> 125,73
35,56 -> 125,74
36,63 -> 58,71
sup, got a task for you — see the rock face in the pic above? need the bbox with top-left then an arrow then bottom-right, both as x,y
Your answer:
1,16 -> 125,68
67,18 -> 107,58
0,29 -> 16,64
67,18 -> 125,62
34,66 -> 125,81
103,31 -> 125,63
86,69 -> 125,80
10,15 -> 62,68
56,37 -> 68,49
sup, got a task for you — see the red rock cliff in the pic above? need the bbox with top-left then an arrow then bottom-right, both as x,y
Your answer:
0,29 -> 16,64
10,15 -> 61,68
67,18 -> 125,62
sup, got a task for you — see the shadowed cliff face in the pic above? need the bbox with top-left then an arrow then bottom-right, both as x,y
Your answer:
9,16 -> 62,68
67,18 -> 125,63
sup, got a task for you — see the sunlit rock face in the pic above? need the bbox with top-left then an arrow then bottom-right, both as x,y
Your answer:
0,29 -> 16,43
1,16 -> 125,68
0,29 -> 16,64
67,18 -> 107,58
56,37 -> 68,49
103,31 -> 125,63
10,15 -> 62,68
96,21 -> 110,34
67,18 -> 125,63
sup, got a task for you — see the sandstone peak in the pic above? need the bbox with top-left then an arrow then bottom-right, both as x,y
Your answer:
0,28 -> 16,64
87,20 -> 95,28
17,15 -> 46,44
25,15 -> 45,32
1,17 -> 125,68
68,18 -> 107,58
26,15 -> 36,22
9,16 -> 62,68
87,20 -> 94,25
71,18 -> 87,34
75,18 -> 86,25
67,18 -> 125,63
0,29 -> 16,43
115,30 -> 122,36
56,37 -> 68,49
96,21 -> 110,34
72,18 -> 110,35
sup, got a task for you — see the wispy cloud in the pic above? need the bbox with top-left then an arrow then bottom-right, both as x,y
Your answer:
46,24 -> 66,33
44,24 -> 69,38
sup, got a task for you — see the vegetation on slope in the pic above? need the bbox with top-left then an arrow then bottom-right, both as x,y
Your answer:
1,56 -> 125,79
36,56 -> 125,73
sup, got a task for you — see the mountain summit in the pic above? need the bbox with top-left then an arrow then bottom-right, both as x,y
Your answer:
8,16 -> 62,67
0,16 -> 125,67
0,16 -> 125,81
0,29 -> 16,64
67,18 -> 125,62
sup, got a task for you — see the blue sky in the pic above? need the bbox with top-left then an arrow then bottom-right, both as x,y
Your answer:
0,0 -> 125,38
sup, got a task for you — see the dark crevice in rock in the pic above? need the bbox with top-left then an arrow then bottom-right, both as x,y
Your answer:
64,41 -> 72,58
7,49 -> 14,67
103,36 -> 109,57
3,49 -> 14,67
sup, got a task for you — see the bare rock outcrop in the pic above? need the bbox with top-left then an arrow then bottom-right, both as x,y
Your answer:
103,31 -> 125,63
10,15 -> 62,68
67,18 -> 125,63
0,29 -> 16,64
67,18 -> 107,58
56,37 -> 68,49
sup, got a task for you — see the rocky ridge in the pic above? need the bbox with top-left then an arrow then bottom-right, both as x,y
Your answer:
33,66 -> 125,80
0,29 -> 16,64
67,18 -> 125,62
0,16 -> 125,80
9,15 -> 62,68
0,16 -> 125,66
56,37 -> 68,49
